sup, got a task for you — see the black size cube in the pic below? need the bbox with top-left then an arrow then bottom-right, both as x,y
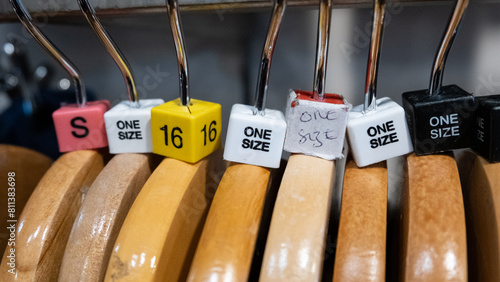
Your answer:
402,84 -> 477,155
471,95 -> 500,163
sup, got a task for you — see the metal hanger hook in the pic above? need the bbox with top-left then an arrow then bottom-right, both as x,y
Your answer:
78,0 -> 139,105
429,0 -> 469,96
9,0 -> 87,107
312,0 -> 332,101
253,0 -> 287,115
363,0 -> 386,114
166,0 -> 190,107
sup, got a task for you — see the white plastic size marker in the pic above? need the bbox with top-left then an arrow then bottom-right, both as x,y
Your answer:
104,99 -> 164,153
346,0 -> 412,167
78,0 -> 164,154
223,0 -> 287,168
224,104 -> 286,168
284,90 -> 350,160
348,97 -> 412,167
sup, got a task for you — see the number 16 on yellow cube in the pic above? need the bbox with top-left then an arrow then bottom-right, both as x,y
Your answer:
151,98 -> 221,163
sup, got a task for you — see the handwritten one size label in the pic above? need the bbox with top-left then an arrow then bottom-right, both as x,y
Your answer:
284,92 -> 350,160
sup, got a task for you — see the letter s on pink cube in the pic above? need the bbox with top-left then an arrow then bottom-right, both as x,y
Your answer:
52,100 -> 110,152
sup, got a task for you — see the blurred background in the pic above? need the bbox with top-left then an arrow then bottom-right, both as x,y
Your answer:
0,1 -> 499,159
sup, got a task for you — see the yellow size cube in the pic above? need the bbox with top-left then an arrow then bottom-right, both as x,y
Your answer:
151,98 -> 221,163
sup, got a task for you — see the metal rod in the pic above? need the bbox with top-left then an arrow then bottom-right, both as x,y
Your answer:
363,0 -> 386,113
78,0 -> 139,104
253,0 -> 286,114
166,0 -> 190,106
9,0 -> 87,106
312,0 -> 332,100
428,0 -> 468,96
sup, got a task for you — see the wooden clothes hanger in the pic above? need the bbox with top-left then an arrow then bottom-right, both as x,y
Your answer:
58,153 -> 160,281
259,154 -> 335,281
103,151 -> 225,282
332,159 -> 387,282
401,153 -> 467,281
186,162 -> 277,281
0,145 -> 52,255
457,150 -> 500,281
0,149 -> 107,281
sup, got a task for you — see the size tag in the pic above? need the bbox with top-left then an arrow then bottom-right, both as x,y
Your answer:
347,97 -> 413,167
471,95 -> 500,163
151,98 -> 221,163
283,90 -> 351,160
402,84 -> 477,155
104,99 -> 164,154
223,104 -> 286,168
52,100 -> 110,152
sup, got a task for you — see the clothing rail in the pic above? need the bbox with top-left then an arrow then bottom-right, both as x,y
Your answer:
0,0 -> 462,21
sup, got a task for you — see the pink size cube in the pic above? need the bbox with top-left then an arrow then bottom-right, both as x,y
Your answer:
52,100 -> 110,152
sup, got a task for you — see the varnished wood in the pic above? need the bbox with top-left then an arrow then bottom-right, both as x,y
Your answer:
458,151 -> 500,282
104,152 -> 225,282
0,150 -> 105,282
402,153 -> 467,281
186,163 -> 272,281
0,145 -> 52,255
58,153 -> 160,282
259,154 -> 335,281
333,160 -> 387,282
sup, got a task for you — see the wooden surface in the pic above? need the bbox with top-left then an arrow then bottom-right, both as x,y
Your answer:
0,145 -> 52,256
187,163 -> 272,282
104,152 -> 225,282
458,152 -> 500,282
0,150 -> 105,282
58,153 -> 160,282
333,160 -> 387,282
259,154 -> 335,281
402,153 -> 467,281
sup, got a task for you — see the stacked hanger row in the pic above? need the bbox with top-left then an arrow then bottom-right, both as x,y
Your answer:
1,0 -> 500,281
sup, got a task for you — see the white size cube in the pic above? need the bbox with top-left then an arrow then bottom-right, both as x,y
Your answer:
347,97 -> 413,167
284,90 -> 351,160
223,104 -> 287,168
104,99 -> 165,154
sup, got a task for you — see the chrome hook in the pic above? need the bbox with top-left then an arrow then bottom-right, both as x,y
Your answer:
429,0 -> 469,96
9,0 -> 87,107
253,0 -> 287,115
363,0 -> 386,113
166,0 -> 189,106
312,0 -> 332,100
78,0 -> 139,104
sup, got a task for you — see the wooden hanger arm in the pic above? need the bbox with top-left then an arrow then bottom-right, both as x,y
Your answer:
259,154 -> 335,281
0,145 -> 52,255
333,159 -> 387,282
104,152 -> 225,282
402,153 -> 467,281
0,149 -> 106,281
187,163 -> 272,281
59,153 -> 161,282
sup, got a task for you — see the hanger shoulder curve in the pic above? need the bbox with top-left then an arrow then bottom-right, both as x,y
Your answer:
59,153 -> 160,282
333,160 -> 387,282
259,154 -> 335,281
104,152 -> 225,282
0,150 -> 106,281
402,153 -> 467,281
458,151 -> 500,281
0,145 -> 53,255
187,163 -> 272,282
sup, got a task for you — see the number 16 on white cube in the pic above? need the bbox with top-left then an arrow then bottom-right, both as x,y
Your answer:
224,104 -> 286,168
